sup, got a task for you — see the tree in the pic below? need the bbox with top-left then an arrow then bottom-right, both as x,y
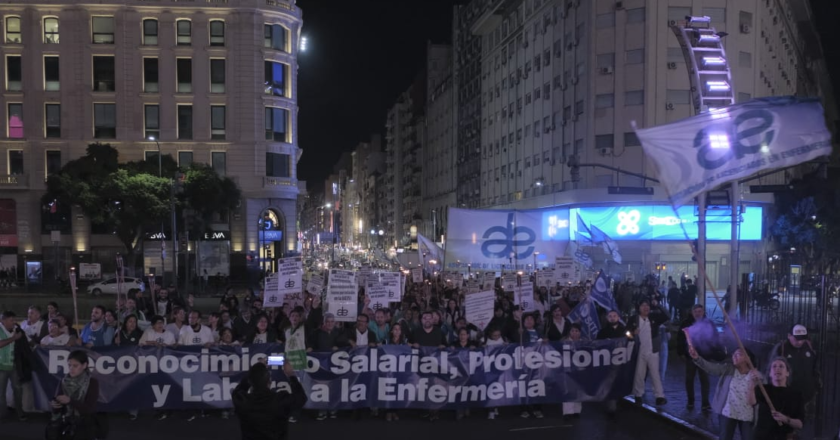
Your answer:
179,164 -> 241,234
44,144 -> 171,267
44,144 -> 241,269
770,169 -> 840,272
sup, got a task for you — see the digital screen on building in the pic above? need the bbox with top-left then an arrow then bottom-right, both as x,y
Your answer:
540,209 -> 569,241
571,205 -> 763,241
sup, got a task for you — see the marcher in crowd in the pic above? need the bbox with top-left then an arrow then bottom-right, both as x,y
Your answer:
49,350 -> 102,440
139,316 -> 176,348
751,357 -> 804,440
232,361 -> 307,440
626,299 -> 669,405
80,306 -> 115,348
0,310 -> 29,421
689,345 -> 760,440
562,323 -> 586,419
678,304 -> 718,411
41,319 -> 71,347
20,305 -> 48,347
770,324 -> 820,414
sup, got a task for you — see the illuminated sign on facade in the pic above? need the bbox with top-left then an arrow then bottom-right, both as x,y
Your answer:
571,205 -> 763,241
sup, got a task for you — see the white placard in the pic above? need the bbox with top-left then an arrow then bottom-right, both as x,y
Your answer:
277,257 -> 303,307
358,266 -> 374,286
263,274 -> 282,308
307,274 -> 324,295
502,274 -> 517,292
411,267 -> 423,283
378,272 -> 403,302
537,269 -> 554,288
366,281 -> 390,311
78,263 -> 101,280
326,283 -> 357,303
482,272 -> 497,289
465,290 -> 496,330
329,269 -> 356,286
555,257 -> 575,284
328,301 -> 358,323
466,279 -> 480,294
514,282 -> 536,312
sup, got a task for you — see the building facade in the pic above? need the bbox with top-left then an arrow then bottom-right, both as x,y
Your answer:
454,0 -> 835,284
0,0 -> 303,280
421,44 -> 456,243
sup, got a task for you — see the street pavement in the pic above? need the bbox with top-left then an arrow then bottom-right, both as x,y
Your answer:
1,403 -> 706,440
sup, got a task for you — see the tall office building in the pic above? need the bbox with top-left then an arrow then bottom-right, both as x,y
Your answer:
0,0 -> 303,278
459,0 -> 835,285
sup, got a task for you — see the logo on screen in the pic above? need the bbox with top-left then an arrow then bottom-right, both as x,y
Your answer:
481,213 -> 536,259
616,210 -> 641,236
693,109 -> 775,170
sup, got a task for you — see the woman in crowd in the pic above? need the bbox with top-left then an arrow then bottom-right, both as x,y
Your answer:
247,314 -> 279,345
545,305 -> 570,341
384,323 -> 408,421
40,318 -> 71,347
484,326 -> 505,420
218,327 -> 240,346
220,289 -> 239,316
47,302 -> 60,321
139,316 -> 176,347
562,323 -> 586,419
114,315 -> 143,347
104,309 -> 119,331
208,312 -> 222,343
113,315 -> 142,421
55,313 -> 80,346
443,299 -> 462,328
688,345 -> 760,440
49,350 -> 102,440
750,357 -> 804,440
453,327 -> 477,421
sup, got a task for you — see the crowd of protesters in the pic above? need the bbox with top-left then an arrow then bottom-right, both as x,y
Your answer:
0,268 -> 821,440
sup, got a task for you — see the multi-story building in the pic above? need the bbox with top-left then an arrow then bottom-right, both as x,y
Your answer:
421,44 -> 456,242
454,3 -> 484,209
462,0 -> 835,285
349,135 -> 382,248
0,0 -> 303,279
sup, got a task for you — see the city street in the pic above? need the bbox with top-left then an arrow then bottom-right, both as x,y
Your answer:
1,403 -> 705,440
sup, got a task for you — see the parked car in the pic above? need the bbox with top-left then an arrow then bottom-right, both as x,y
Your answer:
87,277 -> 146,296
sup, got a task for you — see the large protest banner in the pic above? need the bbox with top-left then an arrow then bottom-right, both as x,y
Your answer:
445,207 -> 570,271
32,340 -> 637,411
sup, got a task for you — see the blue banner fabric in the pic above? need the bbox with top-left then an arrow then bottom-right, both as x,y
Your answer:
32,340 -> 638,411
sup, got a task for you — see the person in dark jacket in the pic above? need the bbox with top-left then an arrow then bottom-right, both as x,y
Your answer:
50,350 -> 102,440
545,305 -> 571,341
232,361 -> 307,440
677,304 -> 719,411
597,310 -> 628,415
626,299 -> 670,405
596,310 -> 627,340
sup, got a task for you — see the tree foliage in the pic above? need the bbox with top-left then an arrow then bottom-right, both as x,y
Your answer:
770,169 -> 840,271
44,144 -> 241,262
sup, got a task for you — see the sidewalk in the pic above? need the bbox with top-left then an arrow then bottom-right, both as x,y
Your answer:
630,350 -> 823,440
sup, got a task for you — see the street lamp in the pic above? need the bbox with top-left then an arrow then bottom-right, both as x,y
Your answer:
148,136 -> 166,286
533,251 -> 540,274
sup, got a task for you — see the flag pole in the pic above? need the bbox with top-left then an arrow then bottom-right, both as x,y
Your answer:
654,176 -> 779,417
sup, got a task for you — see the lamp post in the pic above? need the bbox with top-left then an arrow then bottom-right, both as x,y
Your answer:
148,136 -> 166,286
533,251 -> 540,276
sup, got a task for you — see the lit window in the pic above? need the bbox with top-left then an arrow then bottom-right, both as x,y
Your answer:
5,17 -> 21,43
8,103 -> 23,138
92,17 -> 115,44
263,61 -> 287,96
44,18 -> 59,43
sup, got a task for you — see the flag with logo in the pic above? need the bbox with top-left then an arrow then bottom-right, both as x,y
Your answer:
634,97 -> 832,206
567,297 -> 601,340
417,234 -> 444,270
568,242 -> 593,269
589,270 -> 619,312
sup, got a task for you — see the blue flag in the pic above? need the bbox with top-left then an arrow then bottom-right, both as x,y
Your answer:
567,297 -> 600,340
589,270 -> 619,312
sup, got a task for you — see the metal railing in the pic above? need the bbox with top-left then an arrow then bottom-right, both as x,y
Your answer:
0,174 -> 28,188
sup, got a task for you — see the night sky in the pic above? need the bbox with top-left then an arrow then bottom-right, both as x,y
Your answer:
295,0 -> 840,190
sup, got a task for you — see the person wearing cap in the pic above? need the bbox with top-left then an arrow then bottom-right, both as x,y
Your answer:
770,324 -> 820,412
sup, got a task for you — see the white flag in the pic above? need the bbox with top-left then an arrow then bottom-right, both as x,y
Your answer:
634,97 -> 832,206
